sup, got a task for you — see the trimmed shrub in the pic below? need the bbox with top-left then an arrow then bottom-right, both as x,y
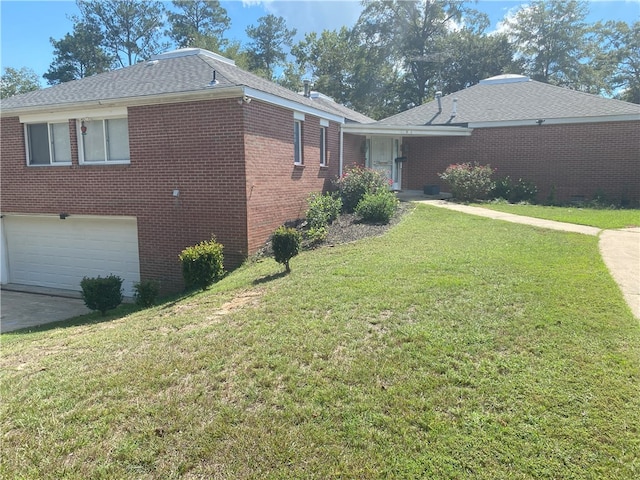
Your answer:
272,226 -> 301,273
334,165 -> 391,212
355,190 -> 399,224
80,274 -> 123,316
133,279 -> 160,308
179,237 -> 225,291
438,162 -> 495,202
306,192 -> 342,229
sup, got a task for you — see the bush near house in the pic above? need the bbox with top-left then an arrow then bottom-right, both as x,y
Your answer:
439,162 -> 495,202
306,192 -> 342,229
272,226 -> 302,273
133,279 -> 161,308
80,275 -> 123,316
491,176 -> 539,203
179,237 -> 225,291
355,190 -> 400,224
334,165 -> 391,212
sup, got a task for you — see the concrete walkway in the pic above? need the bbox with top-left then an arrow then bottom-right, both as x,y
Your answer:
421,200 -> 640,319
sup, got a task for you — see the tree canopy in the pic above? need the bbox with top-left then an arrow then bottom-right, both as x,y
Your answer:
6,0 -> 640,113
0,67 -> 41,99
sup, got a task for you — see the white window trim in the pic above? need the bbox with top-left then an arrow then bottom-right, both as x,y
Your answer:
78,117 -> 130,165
320,126 -> 327,166
24,122 -> 72,167
294,119 -> 303,166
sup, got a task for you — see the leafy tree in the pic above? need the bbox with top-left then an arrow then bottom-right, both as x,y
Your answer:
246,14 -> 296,80
167,0 -> 230,50
355,0 -> 467,109
44,21 -> 112,85
76,0 -> 167,67
0,67 -> 40,99
501,0 -> 598,90
596,21 -> 640,104
434,13 -> 522,94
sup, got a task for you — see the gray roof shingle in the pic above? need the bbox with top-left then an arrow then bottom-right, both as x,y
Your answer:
379,75 -> 640,126
0,48 -> 374,123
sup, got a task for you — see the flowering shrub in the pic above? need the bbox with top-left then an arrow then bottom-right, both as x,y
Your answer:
334,165 -> 391,212
355,190 -> 399,224
438,162 -> 495,202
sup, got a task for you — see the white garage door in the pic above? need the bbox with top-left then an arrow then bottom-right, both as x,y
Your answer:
2,215 -> 140,296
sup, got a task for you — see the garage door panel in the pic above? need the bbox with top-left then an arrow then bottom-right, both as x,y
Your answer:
4,216 -> 140,296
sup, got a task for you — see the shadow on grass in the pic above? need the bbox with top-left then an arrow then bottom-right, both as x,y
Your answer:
252,271 -> 288,285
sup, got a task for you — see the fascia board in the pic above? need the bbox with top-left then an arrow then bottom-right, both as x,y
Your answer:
243,87 -> 345,124
469,114 -> 640,128
342,123 -> 473,137
2,86 -> 245,119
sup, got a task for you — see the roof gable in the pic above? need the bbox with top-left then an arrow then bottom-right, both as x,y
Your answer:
379,76 -> 640,127
1,48 -> 374,123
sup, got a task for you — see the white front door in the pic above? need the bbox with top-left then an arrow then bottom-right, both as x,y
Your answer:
368,136 -> 402,190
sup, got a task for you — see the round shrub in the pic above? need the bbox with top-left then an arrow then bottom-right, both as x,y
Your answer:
80,274 -> 123,315
179,237 -> 225,291
272,226 -> 302,273
355,190 -> 399,224
133,279 -> 160,308
438,162 -> 495,202
334,165 -> 391,212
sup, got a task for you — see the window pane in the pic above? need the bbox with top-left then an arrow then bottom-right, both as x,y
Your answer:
320,127 -> 326,165
294,121 -> 301,164
50,123 -> 71,163
83,120 -> 106,162
106,118 -> 130,161
27,123 -> 50,165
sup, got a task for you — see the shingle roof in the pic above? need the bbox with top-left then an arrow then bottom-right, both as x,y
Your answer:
379,74 -> 640,126
0,48 -> 374,123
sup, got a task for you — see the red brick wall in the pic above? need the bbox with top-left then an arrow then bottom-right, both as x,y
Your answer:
243,101 -> 342,253
402,121 -> 640,204
1,99 -> 249,292
343,133 -> 367,171
1,98 -> 354,292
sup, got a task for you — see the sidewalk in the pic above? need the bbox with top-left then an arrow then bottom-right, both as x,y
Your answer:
420,200 -> 640,319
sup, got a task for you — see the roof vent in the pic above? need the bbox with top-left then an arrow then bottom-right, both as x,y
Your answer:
208,70 -> 218,86
435,91 -> 442,113
303,79 -> 311,98
479,74 -> 530,85
146,60 -> 159,66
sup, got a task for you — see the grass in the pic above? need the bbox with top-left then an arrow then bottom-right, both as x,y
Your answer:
2,204 -> 639,479
476,202 -> 640,229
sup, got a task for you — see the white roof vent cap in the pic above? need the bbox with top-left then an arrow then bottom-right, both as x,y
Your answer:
479,74 -> 530,85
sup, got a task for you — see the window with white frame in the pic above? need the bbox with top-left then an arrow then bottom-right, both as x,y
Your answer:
80,117 -> 130,164
26,122 -> 72,165
320,125 -> 327,166
294,119 -> 303,165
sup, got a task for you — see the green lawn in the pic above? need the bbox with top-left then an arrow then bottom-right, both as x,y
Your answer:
476,202 -> 640,229
2,204 -> 639,479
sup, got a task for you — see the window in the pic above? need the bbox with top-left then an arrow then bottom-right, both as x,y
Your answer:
320,126 -> 327,166
80,118 -> 130,164
26,122 -> 72,165
294,120 -> 303,165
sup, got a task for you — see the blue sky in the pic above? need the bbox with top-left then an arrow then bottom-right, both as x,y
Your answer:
1,0 -> 639,85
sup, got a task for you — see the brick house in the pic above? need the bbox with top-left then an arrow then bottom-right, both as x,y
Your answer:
2,53 -> 638,297
344,74 -> 640,205
0,48 -> 372,295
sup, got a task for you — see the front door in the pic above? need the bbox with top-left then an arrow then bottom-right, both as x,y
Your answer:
368,136 -> 402,190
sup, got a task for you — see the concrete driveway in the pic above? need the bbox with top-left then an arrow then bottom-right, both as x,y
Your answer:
1,289 -> 91,333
